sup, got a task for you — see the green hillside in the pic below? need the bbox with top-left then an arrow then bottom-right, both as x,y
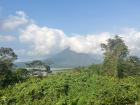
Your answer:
0,68 -> 140,105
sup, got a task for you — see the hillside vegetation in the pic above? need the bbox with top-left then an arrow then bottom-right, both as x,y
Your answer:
0,69 -> 140,105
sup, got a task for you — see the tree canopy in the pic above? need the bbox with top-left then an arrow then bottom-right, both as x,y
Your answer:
25,60 -> 51,75
0,47 -> 18,87
101,35 -> 140,77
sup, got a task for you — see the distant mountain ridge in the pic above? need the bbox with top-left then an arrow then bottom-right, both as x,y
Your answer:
15,49 -> 102,68
45,49 -> 102,68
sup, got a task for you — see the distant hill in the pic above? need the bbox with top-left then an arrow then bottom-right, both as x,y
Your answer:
45,49 -> 102,68
15,49 -> 102,68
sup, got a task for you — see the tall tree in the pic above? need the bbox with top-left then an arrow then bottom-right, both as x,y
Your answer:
0,47 -> 17,60
101,36 -> 129,77
0,47 -> 17,87
0,47 -> 17,72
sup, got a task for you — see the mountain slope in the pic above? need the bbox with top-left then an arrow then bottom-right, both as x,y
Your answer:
45,49 -> 102,67
15,49 -> 102,68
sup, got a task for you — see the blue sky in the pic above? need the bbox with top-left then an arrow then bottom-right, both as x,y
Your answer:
1,0 -> 140,34
1,0 -> 140,61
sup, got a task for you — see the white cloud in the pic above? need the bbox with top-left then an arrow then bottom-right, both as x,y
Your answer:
19,23 -> 111,56
120,28 -> 140,56
0,35 -> 16,42
3,11 -> 140,57
19,22 -> 140,57
0,11 -> 29,30
67,32 -> 111,54
19,24 -> 67,55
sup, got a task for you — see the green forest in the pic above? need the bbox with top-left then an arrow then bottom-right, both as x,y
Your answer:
0,36 -> 140,105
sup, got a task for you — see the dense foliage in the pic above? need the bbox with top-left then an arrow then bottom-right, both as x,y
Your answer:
101,36 -> 140,78
0,47 -> 19,87
0,69 -> 139,105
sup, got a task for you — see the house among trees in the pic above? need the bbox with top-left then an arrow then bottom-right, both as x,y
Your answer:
25,60 -> 52,76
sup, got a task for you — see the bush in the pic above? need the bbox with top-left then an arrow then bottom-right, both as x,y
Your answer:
0,71 -> 138,105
